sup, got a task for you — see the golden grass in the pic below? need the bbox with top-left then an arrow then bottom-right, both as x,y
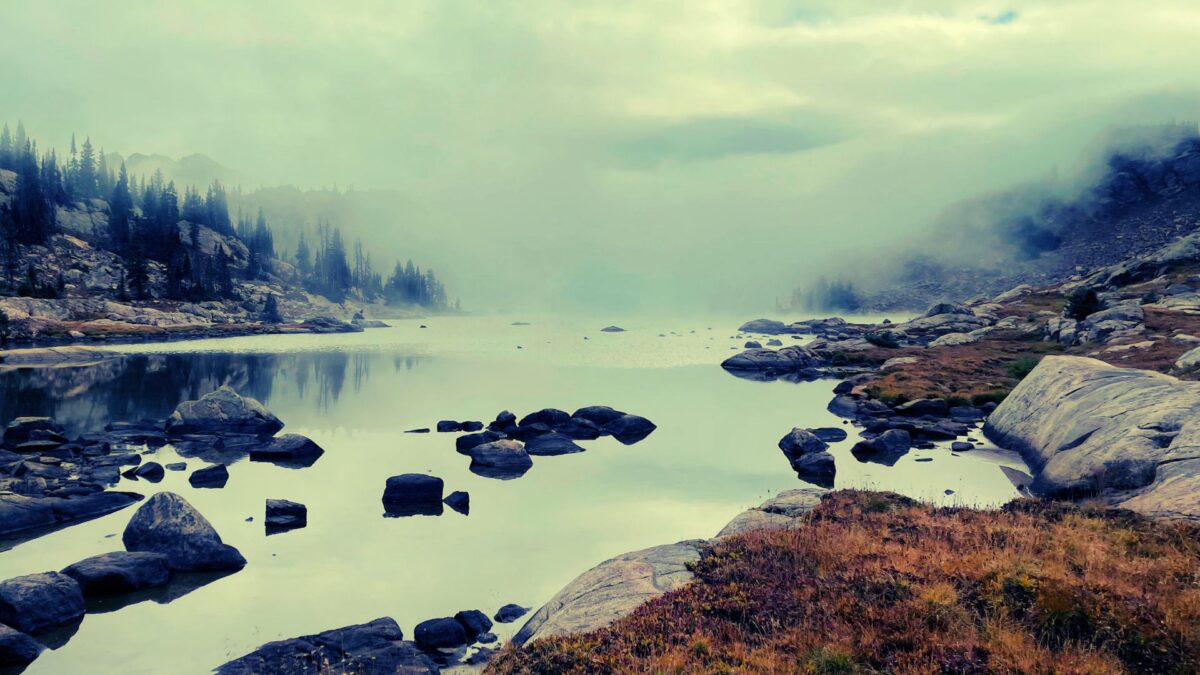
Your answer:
489,492 -> 1200,674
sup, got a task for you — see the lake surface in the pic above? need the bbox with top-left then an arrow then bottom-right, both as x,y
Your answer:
0,315 -> 1029,674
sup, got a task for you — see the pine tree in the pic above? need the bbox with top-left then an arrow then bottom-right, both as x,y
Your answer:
109,162 -> 133,251
0,124 -> 12,170
262,294 -> 283,323
76,137 -> 98,199
295,231 -> 312,277
126,229 -> 150,300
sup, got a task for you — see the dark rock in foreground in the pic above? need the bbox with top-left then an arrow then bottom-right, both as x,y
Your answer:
0,571 -> 85,633
382,474 -> 444,517
494,603 -> 529,623
189,464 -> 229,488
165,386 -> 284,436
217,617 -> 437,675
265,499 -> 307,531
0,624 -> 42,667
122,492 -> 247,572
61,551 -> 172,596
414,617 -> 468,649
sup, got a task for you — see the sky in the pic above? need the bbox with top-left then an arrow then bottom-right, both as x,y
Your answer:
3,1 -> 1200,312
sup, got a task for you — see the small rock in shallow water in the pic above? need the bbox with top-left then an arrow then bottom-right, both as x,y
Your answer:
443,491 -> 469,515
165,462 -> 186,471
382,474 -> 444,517
405,428 -> 430,434
249,434 -> 325,468
436,420 -> 462,433
453,609 -> 493,641
189,464 -> 229,488
600,326 -> 626,332
0,624 -> 43,667
602,414 -> 656,445
951,441 -> 974,451
414,617 -> 468,649
265,499 -> 307,532
134,461 -> 165,481
494,603 -> 529,623
61,551 -> 172,596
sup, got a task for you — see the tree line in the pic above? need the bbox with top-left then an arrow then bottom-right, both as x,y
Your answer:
0,122 -> 452,310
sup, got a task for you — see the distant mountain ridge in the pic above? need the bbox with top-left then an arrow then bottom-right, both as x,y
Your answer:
106,151 -> 251,190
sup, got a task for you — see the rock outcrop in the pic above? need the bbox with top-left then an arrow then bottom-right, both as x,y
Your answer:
986,355 -> 1200,519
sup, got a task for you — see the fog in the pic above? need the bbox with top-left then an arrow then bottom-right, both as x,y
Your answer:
3,1 -> 1200,313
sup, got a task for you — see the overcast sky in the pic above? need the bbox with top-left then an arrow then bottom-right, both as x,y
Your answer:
3,1 -> 1200,312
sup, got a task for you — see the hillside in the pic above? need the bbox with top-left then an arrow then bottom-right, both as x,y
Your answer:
801,124 -> 1200,311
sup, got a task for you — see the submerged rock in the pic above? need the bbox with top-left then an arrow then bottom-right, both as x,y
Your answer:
165,386 -> 283,436
61,551 -> 172,596
122,492 -> 247,572
523,432 -> 585,456
218,617 -> 436,675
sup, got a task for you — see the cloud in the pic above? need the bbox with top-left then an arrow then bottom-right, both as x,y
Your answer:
981,9 -> 1020,25
612,113 -> 849,167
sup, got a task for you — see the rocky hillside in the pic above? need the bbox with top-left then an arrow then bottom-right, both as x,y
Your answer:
805,124 -> 1200,310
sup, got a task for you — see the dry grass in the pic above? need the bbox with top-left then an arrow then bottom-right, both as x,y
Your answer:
489,491 -> 1200,675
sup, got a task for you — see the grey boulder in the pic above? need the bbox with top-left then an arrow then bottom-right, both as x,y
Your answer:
165,386 -> 283,436
122,492 -> 247,572
0,571 -> 85,633
61,551 -> 172,595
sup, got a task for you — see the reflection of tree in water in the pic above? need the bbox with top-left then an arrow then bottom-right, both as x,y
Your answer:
0,349 -> 429,435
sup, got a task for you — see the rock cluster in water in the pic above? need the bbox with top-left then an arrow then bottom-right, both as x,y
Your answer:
0,492 -> 241,668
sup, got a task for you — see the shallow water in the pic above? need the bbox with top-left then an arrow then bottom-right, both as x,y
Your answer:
0,316 -> 1028,674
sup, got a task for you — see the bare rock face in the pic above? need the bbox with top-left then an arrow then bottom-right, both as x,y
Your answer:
512,540 -> 704,645
122,492 -> 247,571
985,355 -> 1200,519
165,386 -> 283,436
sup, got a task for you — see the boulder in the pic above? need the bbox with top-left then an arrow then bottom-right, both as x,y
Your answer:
494,603 -> 529,623
518,408 -> 571,428
777,428 -> 828,457
851,429 -> 912,465
513,541 -> 702,644
602,414 -> 657,445
218,617 -> 436,675
189,464 -> 229,488
3,417 -> 65,448
454,609 -> 493,642
572,406 -> 626,426
715,487 -> 826,539
265,499 -> 307,531
0,624 -> 42,667
134,461 -> 165,481
0,572 -> 85,633
382,474 -> 444,516
465,440 -> 532,476
923,302 -> 971,318
721,346 -> 824,374
1176,345 -> 1200,371
248,434 -> 325,467
122,492 -> 247,572
737,318 -> 790,334
985,355 -> 1200,518
791,452 -> 836,488
414,617 -> 468,649
523,432 -> 585,456
460,421 -> 483,432
894,398 -> 950,417
436,420 -> 462,433
744,340 -> 762,349
455,430 -> 505,452
928,332 -> 979,348
553,417 -> 602,440
165,386 -> 283,436
61,551 -> 172,595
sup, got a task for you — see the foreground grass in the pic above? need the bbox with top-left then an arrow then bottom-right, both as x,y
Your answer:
489,492 -> 1200,674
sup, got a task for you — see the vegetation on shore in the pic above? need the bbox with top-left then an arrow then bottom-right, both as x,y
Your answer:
490,491 -> 1200,674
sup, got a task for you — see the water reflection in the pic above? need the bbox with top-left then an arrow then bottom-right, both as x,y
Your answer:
0,352 -> 421,437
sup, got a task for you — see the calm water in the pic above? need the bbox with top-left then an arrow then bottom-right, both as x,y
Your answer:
0,316 -> 1028,674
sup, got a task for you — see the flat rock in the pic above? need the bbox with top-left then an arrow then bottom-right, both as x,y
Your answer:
513,540 -> 703,645
0,571 -> 85,633
217,617 -> 436,675
523,432 -> 585,456
986,355 -> 1200,518
61,551 -> 172,595
0,491 -> 142,537
122,492 -> 247,572
248,434 -> 324,468
165,386 -> 283,436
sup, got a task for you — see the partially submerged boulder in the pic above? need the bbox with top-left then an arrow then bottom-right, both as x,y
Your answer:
165,386 -> 283,436
218,617 -> 436,675
0,624 -> 42,667
122,492 -> 247,572
0,571 -> 85,633
382,474 -> 444,516
61,551 -> 172,596
464,440 -> 533,479
265,499 -> 307,531
986,355 -> 1200,518
248,434 -> 324,467
513,540 -> 703,645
